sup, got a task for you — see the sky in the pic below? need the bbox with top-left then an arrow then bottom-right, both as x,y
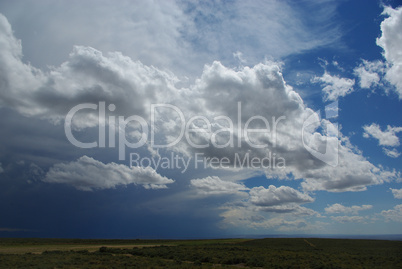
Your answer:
0,0 -> 402,239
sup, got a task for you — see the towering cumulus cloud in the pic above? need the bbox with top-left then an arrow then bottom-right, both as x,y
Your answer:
0,13 -> 398,193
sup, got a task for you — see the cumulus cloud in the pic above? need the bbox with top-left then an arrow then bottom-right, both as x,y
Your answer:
0,14 -> 46,116
298,138 -> 397,192
377,6 -> 402,98
190,182 -> 320,232
363,123 -> 402,147
250,185 -> 314,207
381,204 -> 402,222
190,176 -> 248,196
363,123 -> 402,158
183,62 -> 390,193
191,182 -> 320,230
0,25 -> 178,127
190,180 -> 318,215
390,188 -> 402,199
353,60 -> 385,89
43,156 -> 174,191
325,203 -> 372,214
219,204 -> 322,232
313,72 -> 355,101
0,13 -> 395,194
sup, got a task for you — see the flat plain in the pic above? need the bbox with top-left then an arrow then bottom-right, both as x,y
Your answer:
0,237 -> 401,268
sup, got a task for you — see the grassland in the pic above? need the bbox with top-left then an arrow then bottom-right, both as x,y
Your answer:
0,237 -> 401,268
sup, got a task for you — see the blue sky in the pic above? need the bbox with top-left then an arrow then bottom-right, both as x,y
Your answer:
0,0 -> 401,239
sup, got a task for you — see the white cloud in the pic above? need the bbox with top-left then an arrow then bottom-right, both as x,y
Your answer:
353,60 -> 384,89
0,17 -> 179,126
325,203 -> 372,214
381,204 -> 402,222
249,185 -> 314,207
377,6 -> 402,98
330,215 -> 365,223
299,140 -> 396,192
390,188 -> 402,199
313,72 -> 355,101
191,182 -> 321,233
0,14 -> 46,116
363,123 -> 402,158
192,182 -> 320,232
219,204 -> 323,233
190,179 -> 318,216
43,156 -> 174,191
0,13 -> 395,194
383,148 -> 401,158
185,62 -> 389,193
363,123 -> 402,147
190,176 -> 248,196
